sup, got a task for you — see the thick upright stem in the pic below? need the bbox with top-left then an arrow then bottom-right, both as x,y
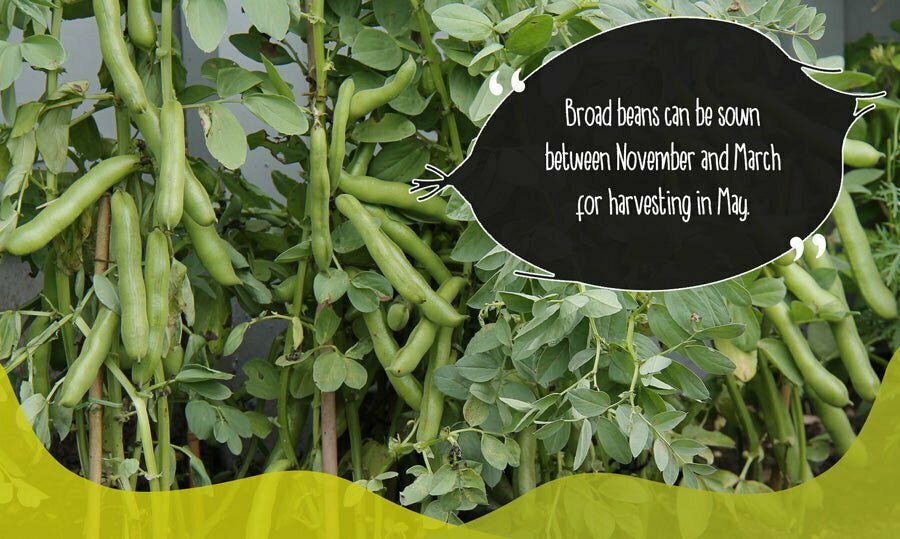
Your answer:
160,0 -> 175,102
155,370 -> 172,490
141,0 -> 176,490
89,194 -> 112,484
102,104 -> 133,486
274,239 -> 308,470
45,8 -> 63,97
311,0 -> 327,109
307,0 -> 338,476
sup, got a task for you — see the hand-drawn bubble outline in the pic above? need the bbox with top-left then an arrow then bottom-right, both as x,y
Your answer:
410,16 -> 886,293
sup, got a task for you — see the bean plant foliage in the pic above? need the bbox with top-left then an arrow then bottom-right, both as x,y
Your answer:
0,0 -> 898,525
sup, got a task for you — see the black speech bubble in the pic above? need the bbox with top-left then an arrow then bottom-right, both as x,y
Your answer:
418,18 -> 866,291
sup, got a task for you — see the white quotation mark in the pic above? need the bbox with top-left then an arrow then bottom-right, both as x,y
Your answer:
489,71 -> 503,96
789,233 -> 827,261
811,233 -> 827,258
511,68 -> 525,92
489,68 -> 526,96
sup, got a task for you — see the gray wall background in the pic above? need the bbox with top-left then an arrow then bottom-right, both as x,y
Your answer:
1,0 -> 897,359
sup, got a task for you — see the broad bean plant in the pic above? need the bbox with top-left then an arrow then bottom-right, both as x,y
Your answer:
0,0 -> 897,523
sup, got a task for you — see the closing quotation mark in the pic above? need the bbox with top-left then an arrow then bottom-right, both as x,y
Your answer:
811,233 -> 827,258
789,234 -> 827,261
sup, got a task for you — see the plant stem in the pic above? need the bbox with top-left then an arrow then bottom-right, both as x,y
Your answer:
515,425 -> 537,496
102,101 -> 134,487
345,394 -> 363,481
45,7 -> 63,96
311,0 -> 327,109
88,193 -> 111,484
321,390 -> 339,475
724,374 -> 761,458
791,386 -> 809,482
645,0 -> 675,16
312,389 -> 321,462
160,0 -> 175,103
754,358 -> 796,484
236,400 -> 266,479
556,2 -> 603,23
187,429 -> 201,457
42,2 -> 87,475
106,360 -> 161,491
625,314 -> 640,405
275,237 -> 309,470
410,0 -> 463,163
155,366 -> 172,490
105,361 -> 128,489
149,0 -> 178,491
306,0 -> 338,477
277,367 -> 300,469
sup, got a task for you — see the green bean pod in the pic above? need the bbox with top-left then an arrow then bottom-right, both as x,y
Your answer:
309,121 -> 332,270
365,205 -> 452,284
95,0 -> 216,227
163,345 -> 184,378
59,307 -> 120,407
183,214 -> 242,286
360,307 -> 422,411
803,237 -> 880,401
183,171 -> 217,226
417,280 -> 467,328
348,56 -> 416,122
391,317 -> 437,377
386,300 -> 411,332
765,301 -> 849,407
832,189 -> 897,319
843,139 -> 884,168
336,195 -> 465,326
339,173 -> 454,225
335,194 -> 427,304
347,143 -> 374,176
94,0 -> 161,151
329,79 -> 354,192
416,328 -> 454,442
112,190 -> 149,360
6,155 -> 140,256
773,263 -> 846,321
155,100 -> 186,229
127,0 -> 157,51
773,251 -> 799,266
137,228 -> 170,385
391,277 -> 466,376
807,386 -> 856,456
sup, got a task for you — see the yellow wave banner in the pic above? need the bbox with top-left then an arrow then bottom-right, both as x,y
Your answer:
1,350 -> 898,537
